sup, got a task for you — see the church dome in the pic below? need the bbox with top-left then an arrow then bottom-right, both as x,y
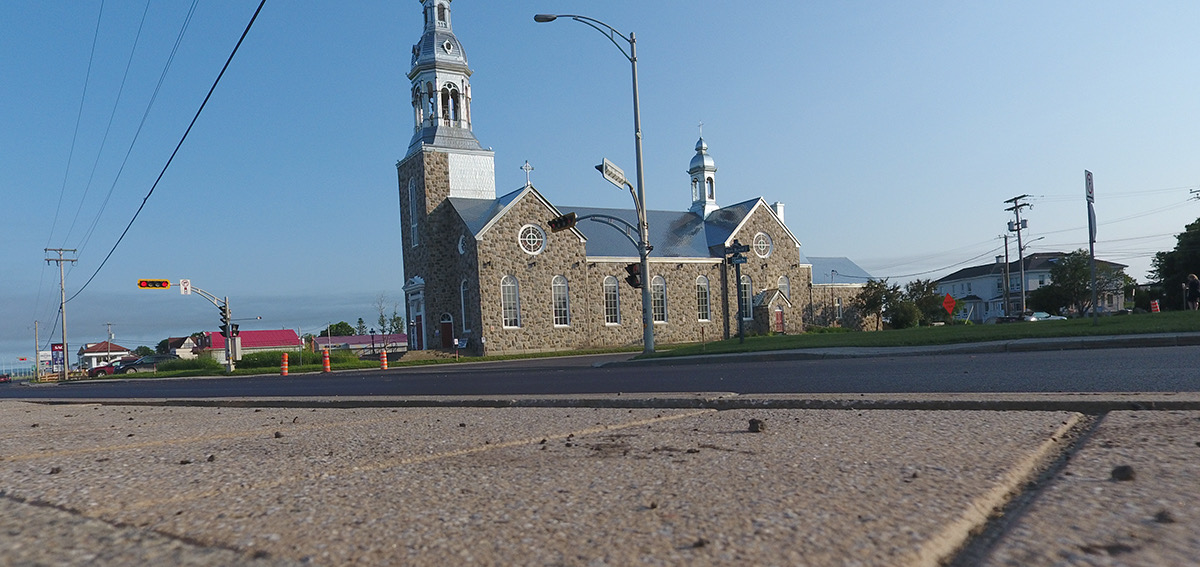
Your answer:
689,137 -> 716,172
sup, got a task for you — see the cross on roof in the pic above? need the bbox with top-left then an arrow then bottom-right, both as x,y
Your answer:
521,160 -> 534,187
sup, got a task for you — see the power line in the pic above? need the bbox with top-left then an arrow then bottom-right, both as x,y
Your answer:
66,0 -> 268,303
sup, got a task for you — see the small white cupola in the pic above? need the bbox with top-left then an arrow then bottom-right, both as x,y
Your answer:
688,136 -> 718,217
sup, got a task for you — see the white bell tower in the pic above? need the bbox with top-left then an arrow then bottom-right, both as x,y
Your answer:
688,136 -> 718,217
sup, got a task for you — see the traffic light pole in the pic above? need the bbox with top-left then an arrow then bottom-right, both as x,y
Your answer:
186,285 -> 235,372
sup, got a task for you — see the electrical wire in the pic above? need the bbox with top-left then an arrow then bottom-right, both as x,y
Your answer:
63,0 -> 153,248
66,0 -> 268,304
75,0 -> 200,256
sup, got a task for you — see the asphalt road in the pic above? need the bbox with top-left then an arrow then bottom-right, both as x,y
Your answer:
4,345 -> 1199,399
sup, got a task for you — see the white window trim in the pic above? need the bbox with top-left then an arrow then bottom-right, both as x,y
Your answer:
552,275 -> 570,327
603,276 -> 621,326
518,224 -> 546,255
500,275 -> 521,328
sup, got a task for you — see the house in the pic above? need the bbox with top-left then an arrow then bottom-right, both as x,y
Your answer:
77,341 -> 131,370
195,329 -> 301,364
395,1 -> 874,355
314,334 -> 408,356
936,252 -> 1128,322
164,336 -> 199,359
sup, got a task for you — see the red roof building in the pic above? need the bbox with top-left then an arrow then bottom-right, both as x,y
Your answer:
196,330 -> 301,363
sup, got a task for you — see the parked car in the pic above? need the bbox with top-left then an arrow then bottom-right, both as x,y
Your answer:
88,356 -> 139,377
1023,311 -> 1067,322
117,354 -> 180,374
0,374 -> 11,383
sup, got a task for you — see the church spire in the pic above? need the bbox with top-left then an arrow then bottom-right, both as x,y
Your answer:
688,126 -> 718,217
406,0 -> 483,155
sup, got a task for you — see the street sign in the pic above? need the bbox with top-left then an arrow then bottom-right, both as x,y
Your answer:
942,293 -> 956,315
1084,169 -> 1094,204
598,158 -> 628,190
728,254 -> 747,265
726,243 -> 750,255
180,279 -> 192,295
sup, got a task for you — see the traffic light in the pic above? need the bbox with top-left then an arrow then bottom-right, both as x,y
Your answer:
547,212 -> 577,233
137,279 -> 171,289
624,262 -> 642,288
219,305 -> 231,337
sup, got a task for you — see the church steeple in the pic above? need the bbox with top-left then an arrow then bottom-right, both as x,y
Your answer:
406,0 -> 482,156
689,135 -> 718,217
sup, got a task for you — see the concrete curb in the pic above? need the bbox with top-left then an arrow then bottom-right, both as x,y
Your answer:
18,392 -> 1200,412
607,331 -> 1200,367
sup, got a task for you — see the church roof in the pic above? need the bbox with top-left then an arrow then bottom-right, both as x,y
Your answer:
808,256 -> 873,283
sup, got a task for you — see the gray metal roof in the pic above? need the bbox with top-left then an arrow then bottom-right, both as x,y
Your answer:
567,206 -> 710,258
808,256 -> 873,283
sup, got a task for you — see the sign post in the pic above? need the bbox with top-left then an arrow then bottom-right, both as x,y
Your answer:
1085,170 -> 1098,324
725,240 -> 751,343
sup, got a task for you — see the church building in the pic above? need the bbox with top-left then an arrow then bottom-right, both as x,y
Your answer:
396,1 -> 873,355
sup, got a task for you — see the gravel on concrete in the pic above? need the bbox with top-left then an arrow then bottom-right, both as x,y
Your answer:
980,410 -> 1200,567
1,401 -> 1081,566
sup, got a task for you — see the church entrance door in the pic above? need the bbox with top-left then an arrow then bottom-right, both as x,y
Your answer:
774,307 -> 785,333
440,315 -> 453,348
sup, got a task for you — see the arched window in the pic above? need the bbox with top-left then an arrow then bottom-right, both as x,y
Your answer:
696,276 -> 711,321
739,275 -> 753,320
778,275 -> 790,300
407,178 -> 419,247
437,4 -> 446,24
651,275 -> 667,323
706,177 -> 715,199
441,86 -> 460,125
691,178 -> 700,202
460,280 -> 470,333
501,276 -> 520,328
552,275 -> 570,327
603,276 -> 620,325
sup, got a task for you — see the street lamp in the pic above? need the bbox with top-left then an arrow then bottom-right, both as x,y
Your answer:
535,13 -> 654,354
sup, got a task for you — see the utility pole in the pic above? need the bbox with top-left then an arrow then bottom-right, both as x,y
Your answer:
1002,234 -> 1011,315
1004,196 -> 1031,314
34,320 -> 40,381
45,248 -> 77,381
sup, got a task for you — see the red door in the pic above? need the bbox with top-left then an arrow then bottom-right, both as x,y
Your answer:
774,308 -> 785,333
413,315 -> 423,350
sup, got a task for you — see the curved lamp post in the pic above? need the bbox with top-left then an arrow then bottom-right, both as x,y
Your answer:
535,13 -> 653,353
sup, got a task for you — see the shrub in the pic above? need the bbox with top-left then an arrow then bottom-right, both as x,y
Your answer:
158,357 -> 223,372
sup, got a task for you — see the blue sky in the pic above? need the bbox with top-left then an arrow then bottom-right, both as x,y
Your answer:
3,1 -> 1199,366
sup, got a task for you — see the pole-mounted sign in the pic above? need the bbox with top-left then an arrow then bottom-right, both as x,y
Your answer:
179,279 -> 192,295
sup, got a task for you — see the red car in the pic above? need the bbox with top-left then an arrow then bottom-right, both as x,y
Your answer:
87,356 -> 139,378
0,374 -> 11,383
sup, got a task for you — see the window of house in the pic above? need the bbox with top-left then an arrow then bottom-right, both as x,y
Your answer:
603,276 -> 620,325
691,178 -> 699,202
696,276 -> 711,321
740,275 -> 753,320
651,275 -> 667,323
753,232 -> 772,258
835,297 -> 843,319
778,275 -> 790,300
500,275 -> 520,328
518,224 -> 545,255
552,275 -> 570,327
706,177 -> 714,199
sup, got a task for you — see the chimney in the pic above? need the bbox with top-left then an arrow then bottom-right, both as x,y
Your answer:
771,201 -> 785,225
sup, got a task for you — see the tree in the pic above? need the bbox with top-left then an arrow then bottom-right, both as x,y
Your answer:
1151,217 -> 1200,296
1030,249 -> 1132,316
355,318 -> 367,336
903,279 -> 945,325
853,279 -> 901,331
888,300 -> 922,329
375,293 -> 406,349
133,346 -> 154,357
156,339 -> 170,354
318,321 -> 356,337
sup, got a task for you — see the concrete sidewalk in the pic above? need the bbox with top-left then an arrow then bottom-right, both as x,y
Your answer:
2,395 -> 1197,566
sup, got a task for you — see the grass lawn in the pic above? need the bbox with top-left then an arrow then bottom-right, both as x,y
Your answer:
643,310 -> 1200,358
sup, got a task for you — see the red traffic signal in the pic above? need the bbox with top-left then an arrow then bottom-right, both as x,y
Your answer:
137,279 -> 171,290
547,212 -> 577,233
624,263 -> 642,288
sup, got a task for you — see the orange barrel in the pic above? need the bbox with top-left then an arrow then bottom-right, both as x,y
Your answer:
322,349 -> 331,372
380,351 -> 388,370
1151,300 -> 1161,313
281,353 -> 289,376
